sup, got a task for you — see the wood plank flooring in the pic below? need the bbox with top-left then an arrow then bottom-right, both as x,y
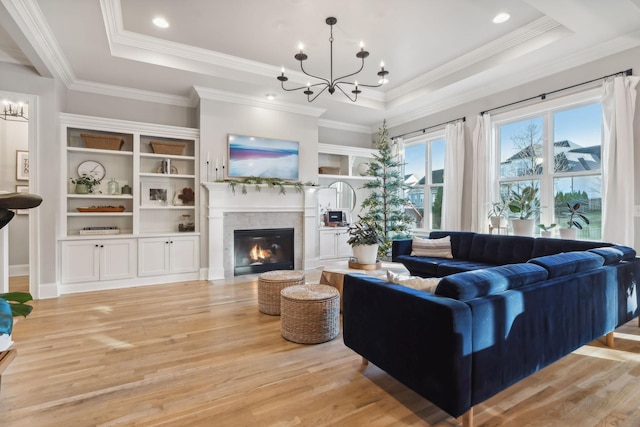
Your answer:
1,271 -> 640,426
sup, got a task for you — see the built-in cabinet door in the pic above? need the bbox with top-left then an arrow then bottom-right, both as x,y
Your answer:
139,236 -> 199,276
170,236 -> 199,274
61,241 -> 100,284
61,239 -> 135,283
138,237 -> 170,277
100,240 -> 136,281
336,229 -> 352,258
319,229 -> 336,259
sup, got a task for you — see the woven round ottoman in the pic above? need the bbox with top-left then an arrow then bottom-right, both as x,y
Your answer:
258,270 -> 305,315
280,284 -> 340,344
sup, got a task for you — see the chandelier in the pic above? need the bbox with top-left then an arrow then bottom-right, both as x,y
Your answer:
277,17 -> 389,103
1,101 -> 28,122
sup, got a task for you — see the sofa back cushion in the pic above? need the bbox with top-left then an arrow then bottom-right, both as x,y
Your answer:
435,263 -> 548,301
468,234 -> 535,265
429,231 -> 476,260
587,247 -> 624,265
531,237 -> 612,258
528,251 -> 604,278
611,245 -> 637,261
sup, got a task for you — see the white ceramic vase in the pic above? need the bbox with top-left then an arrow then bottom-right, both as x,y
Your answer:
559,228 -> 578,239
352,244 -> 378,265
511,219 -> 535,236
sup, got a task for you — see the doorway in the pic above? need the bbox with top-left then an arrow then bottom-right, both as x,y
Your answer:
0,91 -> 38,297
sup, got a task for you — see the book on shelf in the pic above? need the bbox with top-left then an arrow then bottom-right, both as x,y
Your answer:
79,226 -> 120,235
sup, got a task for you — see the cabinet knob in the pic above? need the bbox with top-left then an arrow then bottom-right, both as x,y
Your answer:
100,245 -> 104,248
95,244 -> 99,247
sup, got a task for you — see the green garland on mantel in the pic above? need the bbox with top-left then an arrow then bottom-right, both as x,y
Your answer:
217,177 -> 316,195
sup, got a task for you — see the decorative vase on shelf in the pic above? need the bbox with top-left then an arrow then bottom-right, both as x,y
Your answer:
75,184 -> 88,194
107,178 -> 119,195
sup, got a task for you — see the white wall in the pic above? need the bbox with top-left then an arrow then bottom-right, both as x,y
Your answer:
0,116 -> 29,269
387,45 -> 640,248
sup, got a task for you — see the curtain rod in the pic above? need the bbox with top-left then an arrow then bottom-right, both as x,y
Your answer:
391,116 -> 466,140
480,68 -> 633,116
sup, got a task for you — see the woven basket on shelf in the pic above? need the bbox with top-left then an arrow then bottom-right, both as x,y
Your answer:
280,284 -> 340,344
257,270 -> 305,315
81,133 -> 124,151
150,141 -> 186,155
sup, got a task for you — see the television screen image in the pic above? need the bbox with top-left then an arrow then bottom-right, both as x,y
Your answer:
228,134 -> 299,179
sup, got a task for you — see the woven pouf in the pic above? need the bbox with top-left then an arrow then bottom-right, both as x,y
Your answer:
258,270 -> 305,315
280,284 -> 340,344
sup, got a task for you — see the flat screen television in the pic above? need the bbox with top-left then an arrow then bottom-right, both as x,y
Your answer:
227,134 -> 299,180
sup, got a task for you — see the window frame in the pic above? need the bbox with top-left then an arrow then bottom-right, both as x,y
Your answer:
491,88 -> 602,237
403,129 -> 446,232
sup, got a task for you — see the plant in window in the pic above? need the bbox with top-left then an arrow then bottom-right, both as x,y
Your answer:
508,186 -> 540,219
488,195 -> 511,227
564,202 -> 590,229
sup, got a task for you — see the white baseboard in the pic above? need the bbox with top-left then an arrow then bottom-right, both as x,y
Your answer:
9,264 -> 29,277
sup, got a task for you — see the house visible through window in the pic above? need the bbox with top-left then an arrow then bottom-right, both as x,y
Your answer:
403,133 -> 445,230
495,94 -> 602,240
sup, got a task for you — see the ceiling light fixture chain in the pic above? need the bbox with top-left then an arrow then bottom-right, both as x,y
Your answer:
277,17 -> 389,103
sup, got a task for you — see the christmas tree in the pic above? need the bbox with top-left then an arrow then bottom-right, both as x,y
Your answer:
359,120 -> 413,258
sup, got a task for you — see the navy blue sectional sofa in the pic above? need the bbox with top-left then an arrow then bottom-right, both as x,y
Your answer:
342,231 -> 640,425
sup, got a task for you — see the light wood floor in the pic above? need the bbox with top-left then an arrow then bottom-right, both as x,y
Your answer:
2,271 -> 640,426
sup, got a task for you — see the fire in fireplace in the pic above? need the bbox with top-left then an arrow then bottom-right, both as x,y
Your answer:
234,228 -> 294,276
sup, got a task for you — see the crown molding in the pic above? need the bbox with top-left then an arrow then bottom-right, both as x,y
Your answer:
69,79 -> 193,107
3,0 -> 75,84
193,86 -> 325,117
317,119 -> 372,134
0,45 -> 30,66
386,17 -> 568,103
100,0 -> 384,104
59,112 -> 198,136
385,31 -> 640,129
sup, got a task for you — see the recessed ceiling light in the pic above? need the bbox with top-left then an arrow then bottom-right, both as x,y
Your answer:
493,12 -> 510,24
153,17 -> 169,28
266,94 -> 276,101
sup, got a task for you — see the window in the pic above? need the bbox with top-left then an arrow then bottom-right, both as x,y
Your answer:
404,134 -> 445,230
495,92 -> 602,239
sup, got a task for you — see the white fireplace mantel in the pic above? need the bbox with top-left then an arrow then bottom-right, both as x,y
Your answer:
202,182 -> 320,280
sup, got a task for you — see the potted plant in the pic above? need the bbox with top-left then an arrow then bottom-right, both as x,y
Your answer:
1,292 -> 33,348
559,202 -> 589,239
346,217 -> 384,265
71,174 -> 102,194
538,223 -> 556,238
488,195 -> 510,228
508,185 -> 539,236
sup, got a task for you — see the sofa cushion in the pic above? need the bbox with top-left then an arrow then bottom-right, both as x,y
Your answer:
429,231 -> 476,260
587,247 -> 624,265
528,251 -> 604,278
411,235 -> 453,258
436,260 -> 498,277
395,255 -> 441,277
531,237 -> 613,258
468,234 -> 534,265
435,263 -> 549,301
611,245 -> 637,261
386,270 -> 441,293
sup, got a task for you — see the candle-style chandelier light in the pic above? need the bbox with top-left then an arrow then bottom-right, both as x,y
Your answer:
277,17 -> 389,103
1,100 -> 28,122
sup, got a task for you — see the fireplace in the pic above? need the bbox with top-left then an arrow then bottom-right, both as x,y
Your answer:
233,228 -> 294,276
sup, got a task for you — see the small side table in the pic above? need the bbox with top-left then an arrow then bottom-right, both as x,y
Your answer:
280,284 -> 340,344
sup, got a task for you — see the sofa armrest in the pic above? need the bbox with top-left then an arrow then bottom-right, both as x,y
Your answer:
342,274 -> 473,418
391,238 -> 413,260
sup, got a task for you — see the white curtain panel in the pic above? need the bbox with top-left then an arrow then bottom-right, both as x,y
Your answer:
601,75 -> 640,246
442,120 -> 465,230
471,114 -> 495,233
